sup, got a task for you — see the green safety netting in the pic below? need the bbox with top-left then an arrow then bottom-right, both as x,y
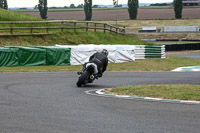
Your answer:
33,46 -> 71,65
5,46 -> 46,66
18,47 -> 46,66
0,47 -> 18,67
0,46 -> 71,67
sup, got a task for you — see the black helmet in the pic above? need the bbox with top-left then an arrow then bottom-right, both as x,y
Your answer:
102,49 -> 108,56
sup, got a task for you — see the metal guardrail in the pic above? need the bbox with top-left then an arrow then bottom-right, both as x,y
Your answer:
0,20 -> 126,36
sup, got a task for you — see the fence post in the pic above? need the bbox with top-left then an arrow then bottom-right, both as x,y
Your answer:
30,23 -> 34,34
86,23 -> 88,32
110,26 -> 112,33
74,22 -> 76,32
46,22 -> 49,34
61,21 -> 64,32
94,23 -> 97,32
10,23 -> 13,34
123,26 -> 125,33
116,27 -> 118,34
104,24 -> 106,33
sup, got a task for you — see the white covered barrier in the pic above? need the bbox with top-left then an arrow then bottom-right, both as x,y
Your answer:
56,44 -> 165,65
56,44 -> 135,65
135,45 -> 146,59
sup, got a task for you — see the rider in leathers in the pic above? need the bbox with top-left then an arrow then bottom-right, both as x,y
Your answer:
78,49 -> 109,78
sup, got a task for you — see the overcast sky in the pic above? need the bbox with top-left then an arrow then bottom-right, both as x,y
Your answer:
7,0 -> 173,8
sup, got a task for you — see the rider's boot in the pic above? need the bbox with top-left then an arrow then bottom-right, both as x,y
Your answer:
77,71 -> 83,75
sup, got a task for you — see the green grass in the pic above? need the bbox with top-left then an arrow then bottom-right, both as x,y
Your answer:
167,50 -> 200,55
103,19 -> 200,40
0,65 -> 82,72
0,8 -> 47,31
0,56 -> 200,72
108,85 -> 200,101
0,30 -> 152,46
0,8 -> 41,21
104,19 -> 200,31
107,56 -> 200,71
0,9 -> 152,46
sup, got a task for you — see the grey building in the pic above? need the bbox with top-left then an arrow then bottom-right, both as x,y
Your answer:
182,0 -> 200,6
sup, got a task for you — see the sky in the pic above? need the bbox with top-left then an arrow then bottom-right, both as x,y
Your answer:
7,0 -> 173,8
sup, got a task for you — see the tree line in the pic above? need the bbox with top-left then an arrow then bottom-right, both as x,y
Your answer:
0,0 -> 184,20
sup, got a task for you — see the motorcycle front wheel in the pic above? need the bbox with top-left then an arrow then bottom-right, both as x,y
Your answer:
76,71 -> 90,87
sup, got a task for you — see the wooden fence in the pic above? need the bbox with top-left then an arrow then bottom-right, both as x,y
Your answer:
0,20 -> 126,36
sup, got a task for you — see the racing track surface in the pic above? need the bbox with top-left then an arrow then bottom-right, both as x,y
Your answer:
168,53 -> 200,60
0,71 -> 200,133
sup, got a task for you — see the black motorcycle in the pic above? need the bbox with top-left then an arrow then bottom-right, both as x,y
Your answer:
76,63 -> 100,87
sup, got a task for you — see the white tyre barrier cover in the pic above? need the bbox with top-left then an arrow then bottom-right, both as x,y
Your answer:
56,44 -> 165,65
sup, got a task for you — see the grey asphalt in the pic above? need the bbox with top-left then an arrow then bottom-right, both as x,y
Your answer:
168,53 -> 200,60
0,71 -> 200,133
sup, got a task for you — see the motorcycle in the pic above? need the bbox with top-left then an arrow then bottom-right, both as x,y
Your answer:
76,63 -> 100,87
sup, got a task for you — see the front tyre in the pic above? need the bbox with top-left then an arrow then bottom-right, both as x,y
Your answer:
76,71 -> 90,87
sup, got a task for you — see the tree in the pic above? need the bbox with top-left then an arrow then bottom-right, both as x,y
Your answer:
38,0 -> 48,19
84,0 -> 92,21
70,4 -> 75,8
114,4 -> 122,8
128,0 -> 139,20
93,5 -> 99,8
34,5 -> 38,9
77,4 -> 84,8
4,0 -> 7,9
0,0 -> 8,9
174,0 -> 183,19
150,3 -> 168,6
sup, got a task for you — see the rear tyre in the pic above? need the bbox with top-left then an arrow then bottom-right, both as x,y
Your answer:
76,71 -> 90,87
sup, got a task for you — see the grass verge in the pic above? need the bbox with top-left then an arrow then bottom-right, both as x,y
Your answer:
0,65 -> 82,73
105,19 -> 200,31
107,56 -> 200,71
0,56 -> 200,72
106,85 -> 200,101
0,31 -> 152,46
0,8 -> 41,21
102,19 -> 200,40
0,9 -> 151,46
167,50 -> 200,55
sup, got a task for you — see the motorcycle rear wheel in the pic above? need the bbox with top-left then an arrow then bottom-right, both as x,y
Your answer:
76,71 -> 90,87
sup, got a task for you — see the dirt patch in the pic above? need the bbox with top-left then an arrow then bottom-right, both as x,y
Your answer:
23,8 -> 200,20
